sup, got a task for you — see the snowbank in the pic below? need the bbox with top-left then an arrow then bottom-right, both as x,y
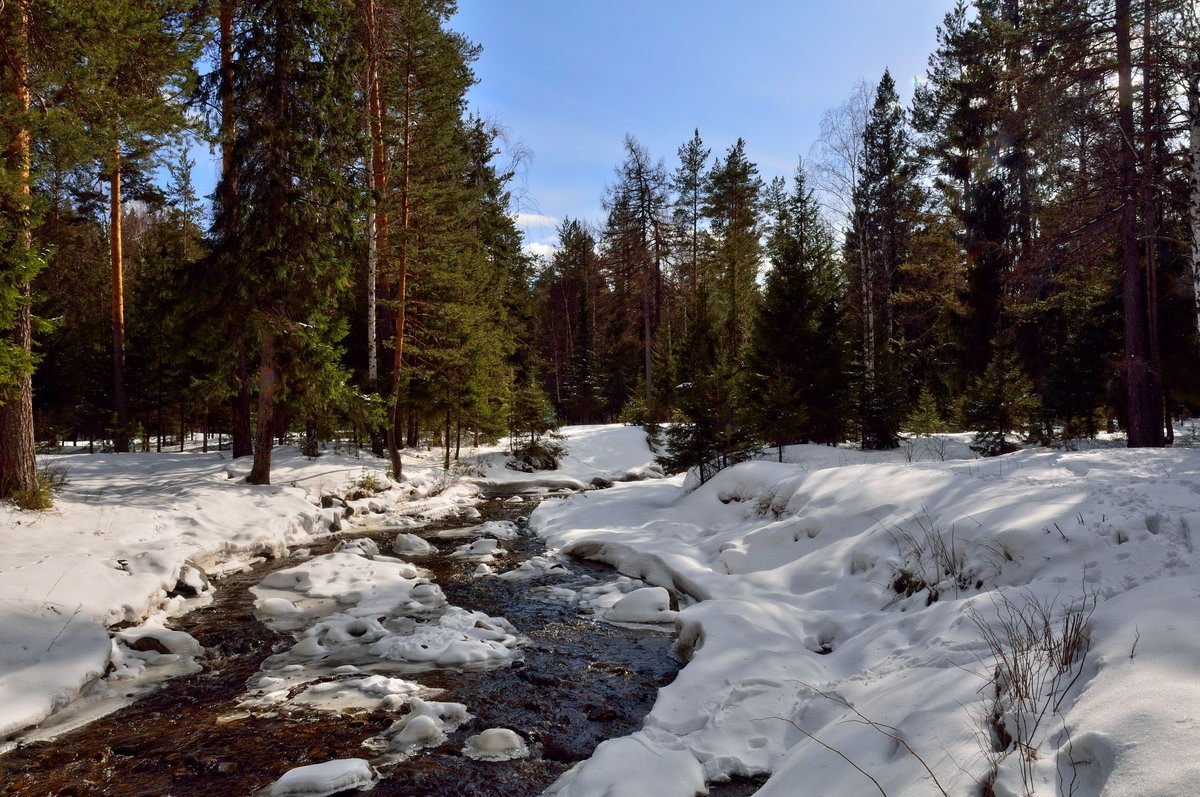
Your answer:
532,444 -> 1200,796
470,424 -> 663,493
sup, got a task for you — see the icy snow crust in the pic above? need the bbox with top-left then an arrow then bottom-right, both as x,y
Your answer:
533,441 -> 1200,796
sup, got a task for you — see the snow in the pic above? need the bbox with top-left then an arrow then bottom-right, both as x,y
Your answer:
368,697 -> 472,756
533,438 -> 1200,796
0,445 -> 478,744
462,727 -> 530,761
13,423 -> 1197,795
265,758 -> 378,796
605,586 -> 677,624
470,424 -> 663,492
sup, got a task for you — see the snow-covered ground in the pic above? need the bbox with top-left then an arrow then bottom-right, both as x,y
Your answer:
7,423 -> 1199,797
533,437 -> 1200,796
467,424 -> 665,492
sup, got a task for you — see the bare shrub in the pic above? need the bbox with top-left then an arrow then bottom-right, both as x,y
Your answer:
885,513 -> 1002,606
970,589 -> 1096,796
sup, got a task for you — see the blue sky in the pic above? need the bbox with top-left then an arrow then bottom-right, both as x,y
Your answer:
451,0 -> 955,257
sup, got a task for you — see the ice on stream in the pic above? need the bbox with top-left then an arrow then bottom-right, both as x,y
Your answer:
447,538 -> 507,563
363,697 -> 473,759
241,538 -> 524,717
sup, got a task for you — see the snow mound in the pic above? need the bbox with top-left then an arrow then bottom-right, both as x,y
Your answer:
462,727 -> 529,761
448,538 -> 507,563
370,697 -> 472,756
494,554 -> 569,581
265,758 -> 378,796
606,587 -> 677,624
391,533 -> 434,557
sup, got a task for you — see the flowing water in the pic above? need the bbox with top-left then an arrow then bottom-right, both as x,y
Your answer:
0,494 -> 691,796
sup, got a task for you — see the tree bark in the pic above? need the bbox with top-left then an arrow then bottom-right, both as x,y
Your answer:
364,0 -> 386,389
246,328 -> 278,484
0,0 -> 38,500
385,70 -> 411,481
1188,54 -> 1200,348
110,152 -> 130,452
1117,0 -> 1163,447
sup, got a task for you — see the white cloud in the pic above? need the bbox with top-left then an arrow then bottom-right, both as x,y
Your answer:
523,240 -> 559,260
513,212 -> 558,229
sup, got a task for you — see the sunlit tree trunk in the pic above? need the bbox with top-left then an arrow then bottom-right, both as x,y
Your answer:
110,151 -> 130,451
0,0 -> 38,500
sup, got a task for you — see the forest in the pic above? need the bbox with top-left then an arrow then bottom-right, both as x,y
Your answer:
1,0 -> 1199,505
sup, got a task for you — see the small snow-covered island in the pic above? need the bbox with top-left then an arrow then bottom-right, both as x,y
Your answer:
1,1 -> 1199,796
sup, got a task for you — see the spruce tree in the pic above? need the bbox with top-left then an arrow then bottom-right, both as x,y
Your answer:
214,0 -> 360,485
743,164 -> 845,456
703,138 -> 763,355
0,0 -> 38,502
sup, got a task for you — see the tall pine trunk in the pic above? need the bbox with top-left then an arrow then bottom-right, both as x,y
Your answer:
110,152 -> 130,452
385,72 -> 411,481
1188,55 -> 1200,346
247,329 -> 278,484
364,0 -> 386,389
0,0 -> 38,500
1116,0 -> 1163,447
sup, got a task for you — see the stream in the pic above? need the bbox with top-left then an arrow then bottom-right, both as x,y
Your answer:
0,493 -> 688,795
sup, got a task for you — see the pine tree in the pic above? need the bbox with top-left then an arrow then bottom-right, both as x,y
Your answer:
375,0 -> 480,479
70,0 -> 201,452
672,129 -> 711,321
603,135 -> 671,407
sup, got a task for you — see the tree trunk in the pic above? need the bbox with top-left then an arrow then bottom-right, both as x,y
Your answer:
1117,0 -> 1163,447
385,71 -> 411,481
1188,55 -> 1200,346
1142,0 -> 1163,441
642,254 -> 652,404
247,329 -> 279,484
0,0 -> 38,501
364,0 -> 386,389
443,406 -> 451,471
110,152 -> 130,452
231,349 -> 253,457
